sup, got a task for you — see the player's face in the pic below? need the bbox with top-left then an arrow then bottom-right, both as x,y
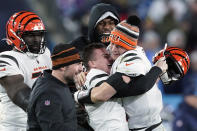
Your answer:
22,31 -> 44,54
96,18 -> 116,36
91,48 -> 112,74
110,43 -> 127,60
64,62 -> 83,83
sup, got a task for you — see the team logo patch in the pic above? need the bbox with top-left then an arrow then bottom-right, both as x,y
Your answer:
44,100 -> 51,106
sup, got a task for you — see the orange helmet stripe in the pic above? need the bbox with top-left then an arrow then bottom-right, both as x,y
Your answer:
166,47 -> 190,75
18,13 -> 37,30
12,11 -> 28,28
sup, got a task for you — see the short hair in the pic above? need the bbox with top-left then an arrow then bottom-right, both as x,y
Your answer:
82,42 -> 106,71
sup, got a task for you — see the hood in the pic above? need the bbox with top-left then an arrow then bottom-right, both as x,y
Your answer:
88,3 -> 120,43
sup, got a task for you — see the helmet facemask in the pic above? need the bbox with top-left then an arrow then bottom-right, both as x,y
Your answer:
21,30 -> 46,54
165,52 -> 184,80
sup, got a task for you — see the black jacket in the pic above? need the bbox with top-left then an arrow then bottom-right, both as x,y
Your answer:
88,3 -> 120,42
27,70 -> 77,131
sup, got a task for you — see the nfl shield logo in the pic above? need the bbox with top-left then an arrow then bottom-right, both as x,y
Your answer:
44,100 -> 50,106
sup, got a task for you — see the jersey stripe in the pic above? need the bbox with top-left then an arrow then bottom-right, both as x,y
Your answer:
32,71 -> 42,79
0,60 -> 11,66
122,53 -> 137,60
82,85 -> 88,90
95,80 -> 106,87
0,55 -> 19,67
89,74 -> 108,86
124,56 -> 141,62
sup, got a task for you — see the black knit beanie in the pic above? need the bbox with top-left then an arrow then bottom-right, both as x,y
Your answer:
51,43 -> 81,70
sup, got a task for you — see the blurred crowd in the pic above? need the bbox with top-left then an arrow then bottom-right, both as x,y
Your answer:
1,0 -> 197,131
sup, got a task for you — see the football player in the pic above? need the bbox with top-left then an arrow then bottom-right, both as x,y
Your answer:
77,43 -> 129,131
88,3 -> 120,46
0,11 -> 52,131
75,15 -> 168,131
76,15 -> 190,131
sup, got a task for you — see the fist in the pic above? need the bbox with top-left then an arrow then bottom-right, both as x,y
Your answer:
154,57 -> 168,73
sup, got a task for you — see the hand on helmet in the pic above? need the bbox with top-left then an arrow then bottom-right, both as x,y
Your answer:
154,57 -> 168,73
153,45 -> 190,85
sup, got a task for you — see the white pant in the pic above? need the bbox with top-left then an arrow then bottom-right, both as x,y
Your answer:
130,124 -> 165,131
0,125 -> 26,131
0,94 -> 27,131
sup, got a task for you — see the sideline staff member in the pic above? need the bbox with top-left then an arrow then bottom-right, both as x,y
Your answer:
27,43 -> 83,131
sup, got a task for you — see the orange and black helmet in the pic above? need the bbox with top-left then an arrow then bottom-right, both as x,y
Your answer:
6,11 -> 46,54
153,46 -> 190,79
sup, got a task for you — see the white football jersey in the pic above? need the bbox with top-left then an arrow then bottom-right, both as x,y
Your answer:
84,68 -> 129,131
111,46 -> 163,129
0,48 -> 52,131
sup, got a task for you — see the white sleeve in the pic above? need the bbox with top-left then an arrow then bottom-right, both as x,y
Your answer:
117,61 -> 146,77
0,56 -> 22,78
116,52 -> 146,77
44,47 -> 52,69
85,69 -> 109,90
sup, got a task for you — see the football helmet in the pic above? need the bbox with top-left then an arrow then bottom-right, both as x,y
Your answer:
6,11 -> 46,54
153,46 -> 190,84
